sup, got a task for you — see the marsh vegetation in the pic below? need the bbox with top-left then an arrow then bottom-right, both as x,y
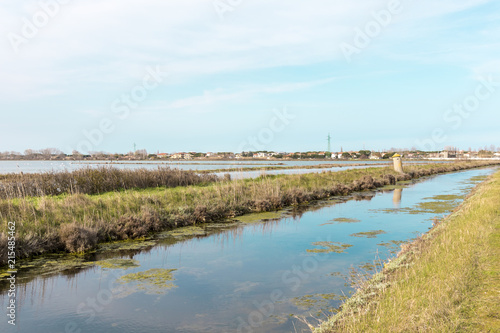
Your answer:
0,161 -> 498,266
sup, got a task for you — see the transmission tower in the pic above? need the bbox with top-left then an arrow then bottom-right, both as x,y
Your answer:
327,134 -> 331,153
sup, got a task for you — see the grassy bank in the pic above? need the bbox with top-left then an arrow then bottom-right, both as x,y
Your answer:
0,161 -> 498,266
197,162 -> 390,174
315,169 -> 500,332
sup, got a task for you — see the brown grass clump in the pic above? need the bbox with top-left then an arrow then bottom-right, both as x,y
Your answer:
0,233 -> 7,265
59,223 -> 98,253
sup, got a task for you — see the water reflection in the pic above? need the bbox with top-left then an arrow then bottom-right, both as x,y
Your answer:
393,188 -> 403,208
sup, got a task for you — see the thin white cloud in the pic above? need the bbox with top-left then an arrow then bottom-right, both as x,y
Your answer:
164,77 -> 339,110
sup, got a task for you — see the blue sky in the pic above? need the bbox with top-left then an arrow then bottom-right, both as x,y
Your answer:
0,0 -> 499,154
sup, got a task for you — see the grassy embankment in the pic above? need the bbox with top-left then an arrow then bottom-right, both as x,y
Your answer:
0,161 -> 498,266
315,169 -> 500,332
196,162 -> 390,174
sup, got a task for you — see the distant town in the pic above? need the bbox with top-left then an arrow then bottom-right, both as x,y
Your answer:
1,147 -> 499,161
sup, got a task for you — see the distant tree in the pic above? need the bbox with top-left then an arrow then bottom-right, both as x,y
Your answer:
39,148 -> 63,159
71,150 -> 83,160
24,149 -> 37,157
382,152 -> 394,159
478,150 -> 492,158
135,149 -> 147,159
342,152 -> 351,159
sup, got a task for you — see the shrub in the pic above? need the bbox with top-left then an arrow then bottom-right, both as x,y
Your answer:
59,223 -> 98,253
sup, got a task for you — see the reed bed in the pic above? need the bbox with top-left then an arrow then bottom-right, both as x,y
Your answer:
0,161 -> 498,266
0,166 -> 220,199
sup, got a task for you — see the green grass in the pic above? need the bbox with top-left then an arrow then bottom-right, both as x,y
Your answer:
315,169 -> 500,332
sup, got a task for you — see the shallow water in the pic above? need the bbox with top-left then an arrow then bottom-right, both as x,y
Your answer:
0,160 -> 388,174
0,159 -> 445,174
0,167 -> 495,333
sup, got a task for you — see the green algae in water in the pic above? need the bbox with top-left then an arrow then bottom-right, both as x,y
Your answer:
307,241 -> 353,254
0,254 -> 91,282
350,230 -> 386,238
163,226 -> 206,238
234,211 -> 284,223
411,200 -> 459,214
97,239 -> 157,252
117,268 -> 177,294
372,198 -> 461,215
290,293 -> 346,317
469,175 -> 489,182
204,222 -> 239,229
320,217 -> 361,226
378,240 -> 406,253
292,293 -> 343,309
91,259 -> 140,270
358,261 -> 383,272
423,194 -> 464,201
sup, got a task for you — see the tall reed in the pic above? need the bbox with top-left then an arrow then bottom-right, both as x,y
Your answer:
0,166 -> 220,199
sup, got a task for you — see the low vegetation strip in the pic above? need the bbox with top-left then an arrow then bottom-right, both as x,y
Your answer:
197,162 -> 390,174
0,161 -> 498,266
315,169 -> 500,333
0,167 -> 221,199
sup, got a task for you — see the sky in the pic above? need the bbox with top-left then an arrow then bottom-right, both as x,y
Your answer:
0,0 -> 499,154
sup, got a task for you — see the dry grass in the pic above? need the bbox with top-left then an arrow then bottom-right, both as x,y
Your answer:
315,168 -> 500,333
0,161 -> 498,265
0,166 -> 220,199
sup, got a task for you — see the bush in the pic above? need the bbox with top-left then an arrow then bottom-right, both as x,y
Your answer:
59,223 -> 98,253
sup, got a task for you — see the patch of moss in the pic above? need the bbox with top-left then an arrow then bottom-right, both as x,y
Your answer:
97,240 -> 157,252
377,240 -> 406,253
423,194 -> 464,201
350,230 -> 386,238
0,254 -> 91,283
117,268 -> 177,294
91,259 -> 139,270
372,199 -> 460,215
358,261 -> 383,272
234,211 -> 284,223
411,200 -> 458,214
203,222 -> 239,229
163,226 -> 206,238
307,241 -> 353,254
292,293 -> 344,309
321,217 -> 361,226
